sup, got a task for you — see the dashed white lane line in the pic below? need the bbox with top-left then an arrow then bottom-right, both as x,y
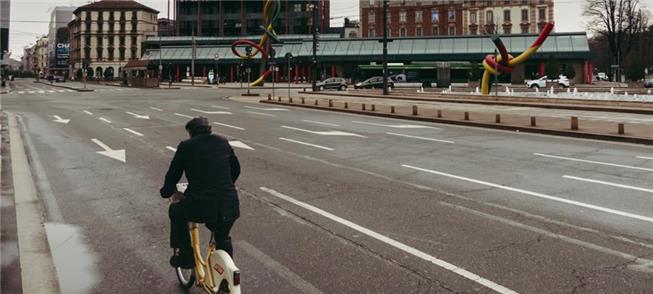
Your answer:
281,126 -> 366,137
28,91 -> 35,94
47,90 -> 56,93
66,89 -> 75,92
150,107 -> 164,112
166,146 -> 177,152
279,138 -> 334,151
402,164 -> 653,224
386,132 -> 455,144
211,105 -> 231,110
302,120 -> 341,127
18,91 -> 25,94
57,90 -> 66,93
244,106 -> 290,111
123,128 -> 144,137
247,111 -> 275,117
38,90 -> 45,94
213,122 -> 245,131
174,113 -> 193,119
637,156 -> 653,160
191,108 -> 233,115
99,117 -> 112,124
563,175 -> 653,194
83,110 -> 94,115
534,153 -> 653,172
260,187 -> 517,294
352,120 -> 441,130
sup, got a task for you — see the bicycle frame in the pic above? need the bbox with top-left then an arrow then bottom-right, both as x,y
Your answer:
188,223 -> 241,294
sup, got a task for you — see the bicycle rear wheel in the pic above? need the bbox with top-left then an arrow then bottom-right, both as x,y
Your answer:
176,267 -> 196,290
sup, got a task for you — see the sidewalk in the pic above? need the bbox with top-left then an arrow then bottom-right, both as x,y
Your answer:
36,81 -> 94,92
260,95 -> 653,145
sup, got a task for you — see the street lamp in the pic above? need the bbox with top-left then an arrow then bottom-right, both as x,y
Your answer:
213,53 -> 220,86
285,52 -> 293,100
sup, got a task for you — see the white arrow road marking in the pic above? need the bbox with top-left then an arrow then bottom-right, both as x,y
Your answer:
247,111 -> 275,117
302,120 -> 340,127
386,132 -> 454,144
126,111 -> 151,120
402,164 -> 653,224
83,110 -> 94,115
352,121 -> 441,130
52,115 -> 70,124
244,106 -> 290,111
534,153 -> 653,172
150,107 -> 163,112
122,128 -> 144,137
99,117 -> 112,124
229,141 -> 254,150
214,122 -> 245,130
281,126 -> 366,137
174,113 -> 193,119
211,105 -> 231,110
191,108 -> 233,115
260,187 -> 517,294
166,146 -> 177,152
637,156 -> 653,160
279,138 -> 334,151
563,175 -> 653,194
91,138 -> 126,163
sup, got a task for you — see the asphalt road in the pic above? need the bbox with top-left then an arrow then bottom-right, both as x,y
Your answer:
3,79 -> 653,293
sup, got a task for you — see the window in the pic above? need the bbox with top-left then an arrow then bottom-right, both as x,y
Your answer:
503,26 -> 511,34
108,48 -> 114,61
538,8 -> 546,20
97,36 -> 103,46
415,11 -> 423,23
470,11 -> 477,24
521,9 -> 529,22
448,10 -> 455,21
96,48 -> 103,60
369,28 -> 375,37
431,9 -> 439,23
504,10 -> 511,22
449,26 -> 455,35
521,26 -> 529,34
470,27 -> 478,35
119,48 -> 125,61
416,27 -> 422,36
432,26 -> 439,35
486,11 -> 494,24
368,11 -> 375,24
131,36 -> 137,47
119,36 -> 125,47
400,27 -> 406,36
400,11 -> 406,23
130,48 -> 137,60
294,4 -> 302,12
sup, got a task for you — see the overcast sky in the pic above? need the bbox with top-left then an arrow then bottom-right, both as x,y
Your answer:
6,0 -> 653,59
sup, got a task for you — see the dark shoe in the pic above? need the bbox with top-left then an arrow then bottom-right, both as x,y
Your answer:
170,250 -> 195,269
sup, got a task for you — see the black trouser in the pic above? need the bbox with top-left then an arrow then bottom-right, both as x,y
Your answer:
169,201 -> 236,257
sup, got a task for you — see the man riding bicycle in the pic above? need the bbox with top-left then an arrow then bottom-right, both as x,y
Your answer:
160,117 -> 241,269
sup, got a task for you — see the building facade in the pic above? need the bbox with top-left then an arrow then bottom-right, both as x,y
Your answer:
1,0 -> 11,80
48,7 -> 75,76
68,0 -> 159,80
461,0 -> 554,35
175,0 -> 330,37
35,36 -> 49,75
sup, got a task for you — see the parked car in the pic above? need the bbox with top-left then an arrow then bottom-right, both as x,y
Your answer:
556,75 -> 571,88
53,75 -> 65,82
596,72 -> 609,81
316,77 -> 348,91
645,79 -> 653,88
526,76 -> 547,88
354,76 -> 394,89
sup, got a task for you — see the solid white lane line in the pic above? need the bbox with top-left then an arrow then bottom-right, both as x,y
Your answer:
260,187 -> 517,294
83,110 -> 94,115
563,175 -> 653,194
166,146 -> 177,152
99,117 -> 112,124
353,120 -> 441,130
247,111 -> 275,117
386,132 -> 455,144
637,156 -> 653,160
244,106 -> 290,111
534,153 -> 653,172
281,126 -> 366,137
402,164 -> 653,224
122,128 -> 144,137
191,108 -> 233,115
279,138 -> 334,151
213,122 -> 245,131
174,113 -> 193,119
302,120 -> 341,127
211,105 -> 231,110
150,107 -> 164,112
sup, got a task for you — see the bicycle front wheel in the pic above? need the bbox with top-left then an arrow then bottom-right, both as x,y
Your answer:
176,267 -> 196,290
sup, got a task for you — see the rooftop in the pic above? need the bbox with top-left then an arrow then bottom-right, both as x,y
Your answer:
74,0 -> 159,14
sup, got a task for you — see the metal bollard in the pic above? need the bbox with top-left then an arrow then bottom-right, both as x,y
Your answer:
277,96 -> 281,102
362,104 -> 366,111
390,106 -> 395,113
268,94 -> 271,100
412,105 -> 418,115
371,104 -> 376,111
437,110 -> 442,118
495,114 -> 501,123
618,123 -> 625,135
344,102 -> 349,109
530,117 -> 537,127
289,97 -> 293,103
314,99 -> 318,106
571,117 -> 579,130
329,99 -> 333,107
301,97 -> 305,104
464,112 -> 469,121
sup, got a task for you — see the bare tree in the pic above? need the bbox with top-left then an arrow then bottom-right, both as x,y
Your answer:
585,0 -> 649,80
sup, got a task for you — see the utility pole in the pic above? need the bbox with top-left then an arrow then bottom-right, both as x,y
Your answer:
382,0 -> 389,95
191,31 -> 196,86
311,0 -> 319,91
494,48 -> 498,97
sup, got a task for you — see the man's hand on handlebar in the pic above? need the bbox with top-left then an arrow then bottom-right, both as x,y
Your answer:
170,191 -> 186,203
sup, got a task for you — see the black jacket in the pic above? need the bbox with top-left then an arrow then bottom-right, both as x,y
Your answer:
160,133 -> 240,222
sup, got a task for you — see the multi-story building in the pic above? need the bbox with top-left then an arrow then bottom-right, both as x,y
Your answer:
68,0 -> 159,80
461,0 -> 554,35
22,45 -> 35,73
343,18 -> 361,39
158,18 -> 176,37
360,0 -> 464,38
35,36 -> 49,75
47,7 -> 75,76
175,0 -> 330,37
1,0 -> 11,81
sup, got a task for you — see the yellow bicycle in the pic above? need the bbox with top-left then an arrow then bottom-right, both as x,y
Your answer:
173,184 -> 241,294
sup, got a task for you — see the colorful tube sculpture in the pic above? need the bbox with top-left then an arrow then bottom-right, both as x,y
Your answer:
231,0 -> 280,87
481,23 -> 554,95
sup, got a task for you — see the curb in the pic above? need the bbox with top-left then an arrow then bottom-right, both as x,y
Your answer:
101,83 -> 181,90
260,100 -> 653,146
304,92 -> 653,115
37,81 -> 94,92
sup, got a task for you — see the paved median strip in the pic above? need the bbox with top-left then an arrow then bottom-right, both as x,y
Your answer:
402,164 -> 653,224
260,187 -> 518,294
